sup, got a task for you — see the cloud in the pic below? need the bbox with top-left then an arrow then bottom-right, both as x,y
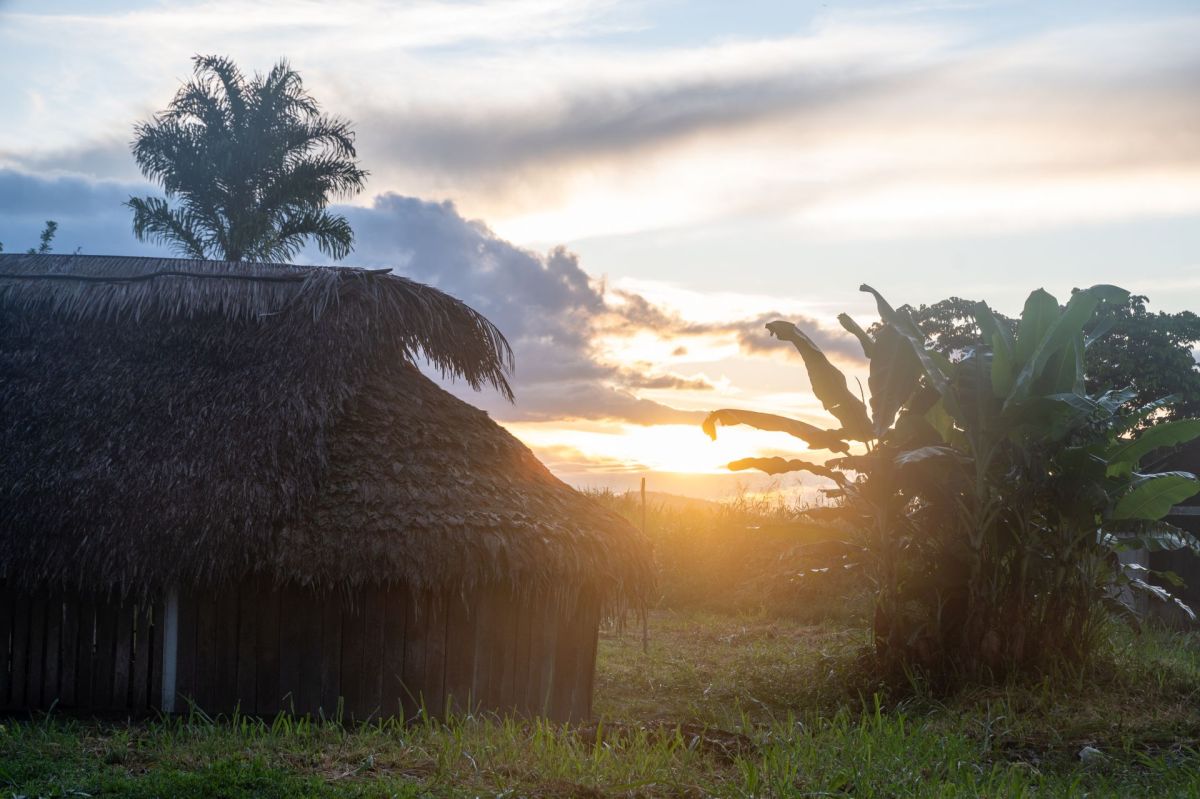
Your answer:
0,168 -> 163,256
308,192 -> 722,424
608,289 -> 864,362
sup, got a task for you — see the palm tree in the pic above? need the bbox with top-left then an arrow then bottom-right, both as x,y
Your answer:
127,55 -> 368,262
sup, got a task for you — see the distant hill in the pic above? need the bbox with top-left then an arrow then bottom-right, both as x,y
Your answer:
618,490 -> 722,513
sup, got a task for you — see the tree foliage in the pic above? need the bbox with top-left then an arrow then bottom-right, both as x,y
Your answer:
127,55 -> 367,262
901,294 -> 1200,421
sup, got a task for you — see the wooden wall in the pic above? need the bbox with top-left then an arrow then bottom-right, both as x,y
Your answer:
0,580 -> 600,723
0,587 -> 162,712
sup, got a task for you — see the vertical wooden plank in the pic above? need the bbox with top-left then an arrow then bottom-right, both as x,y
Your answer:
276,584 -> 305,717
0,585 -> 14,708
42,594 -> 62,709
470,586 -> 495,713
91,598 -> 118,710
8,595 -> 30,709
294,588 -> 323,718
339,592 -> 366,721
194,595 -> 218,713
402,591 -> 428,718
525,596 -> 557,718
509,592 -> 534,716
493,589 -> 518,714
150,597 -> 165,712
549,597 -> 582,723
318,591 -> 343,720
58,595 -> 79,708
381,586 -> 407,720
111,601 -> 135,710
361,585 -> 386,721
214,589 -> 240,715
571,595 -> 600,723
73,597 -> 96,709
421,592 -> 448,719
443,591 -> 477,718
173,592 -> 198,712
25,594 -> 47,708
235,582 -> 258,716
255,581 -> 281,717
132,602 -> 153,710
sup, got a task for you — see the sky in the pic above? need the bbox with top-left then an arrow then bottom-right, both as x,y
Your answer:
2,0 -> 1199,499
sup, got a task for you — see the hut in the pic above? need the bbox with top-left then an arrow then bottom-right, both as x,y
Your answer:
0,253 -> 652,721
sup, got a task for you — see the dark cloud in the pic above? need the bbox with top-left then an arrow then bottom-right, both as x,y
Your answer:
621,371 -> 714,391
355,64 -> 913,182
612,289 -> 864,363
0,168 -> 164,257
308,192 -> 712,424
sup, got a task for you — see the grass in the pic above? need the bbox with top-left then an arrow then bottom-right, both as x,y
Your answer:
4,612 -> 1200,797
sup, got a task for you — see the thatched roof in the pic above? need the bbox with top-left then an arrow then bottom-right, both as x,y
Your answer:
0,254 -> 653,606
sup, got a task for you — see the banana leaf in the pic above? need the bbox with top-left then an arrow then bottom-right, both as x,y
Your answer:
766,321 -> 873,440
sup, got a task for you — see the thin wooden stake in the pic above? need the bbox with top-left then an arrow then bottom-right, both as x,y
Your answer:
641,476 -> 649,655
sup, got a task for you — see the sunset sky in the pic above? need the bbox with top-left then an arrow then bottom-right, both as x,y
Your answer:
3,0 -> 1199,499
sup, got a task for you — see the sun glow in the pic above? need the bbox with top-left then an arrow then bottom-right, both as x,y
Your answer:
505,421 -> 826,476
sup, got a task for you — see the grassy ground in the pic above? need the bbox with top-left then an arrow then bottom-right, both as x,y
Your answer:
6,496 -> 1200,796
5,610 -> 1200,797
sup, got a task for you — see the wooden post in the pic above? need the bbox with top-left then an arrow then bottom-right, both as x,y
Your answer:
160,586 -> 179,713
640,476 -> 646,536
640,476 -> 649,654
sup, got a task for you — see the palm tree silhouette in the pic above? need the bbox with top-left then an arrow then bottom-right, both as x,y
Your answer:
127,55 -> 368,262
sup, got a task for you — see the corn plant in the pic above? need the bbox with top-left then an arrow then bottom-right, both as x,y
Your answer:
706,284 -> 1200,677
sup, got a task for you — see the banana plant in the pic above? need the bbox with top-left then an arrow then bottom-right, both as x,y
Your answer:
705,283 -> 1200,676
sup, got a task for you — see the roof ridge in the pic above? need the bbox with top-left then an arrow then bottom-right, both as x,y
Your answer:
0,266 -> 392,285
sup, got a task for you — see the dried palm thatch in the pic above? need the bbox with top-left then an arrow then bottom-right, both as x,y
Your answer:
0,254 -> 653,609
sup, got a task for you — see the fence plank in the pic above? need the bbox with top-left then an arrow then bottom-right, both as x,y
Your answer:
254,580 -> 281,717
421,593 -> 447,719
443,592 -> 477,717
276,584 -> 305,717
43,594 -> 63,709
525,597 -> 557,718
9,596 -> 30,708
340,594 -> 366,721
509,593 -> 533,716
25,594 -> 47,708
0,586 -> 13,708
73,597 -> 96,709
402,592 -> 428,719
571,595 -> 600,723
362,586 -> 386,722
470,587 -> 495,713
235,582 -> 258,716
295,588 -> 323,718
194,595 -> 218,713
91,598 -> 118,709
150,597 -> 165,711
132,602 -> 153,710
497,589 -> 519,713
174,592 -> 198,712
214,589 -> 240,714
112,601 -> 135,710
381,586 -> 408,719
549,598 -> 581,723
318,592 -> 343,721
58,596 -> 79,708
